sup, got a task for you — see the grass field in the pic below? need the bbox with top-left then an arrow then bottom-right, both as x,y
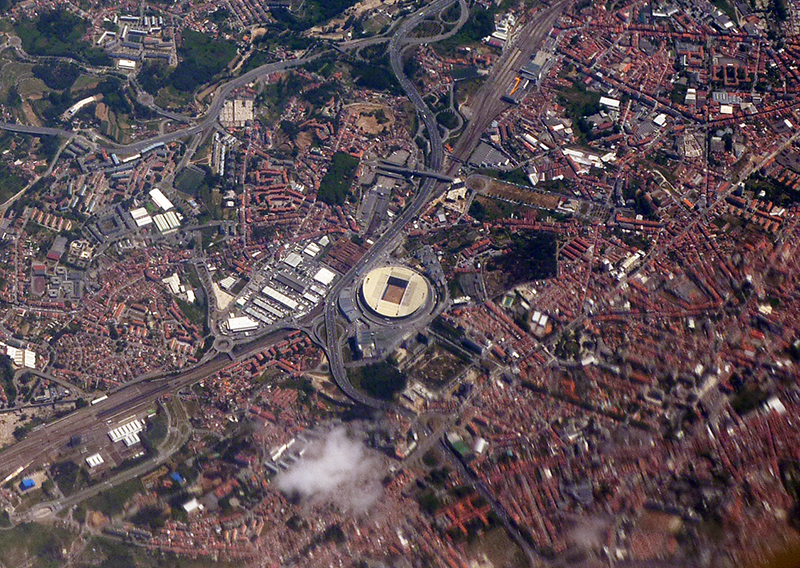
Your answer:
0,61 -> 34,98
16,76 -> 48,97
155,85 -> 192,110
0,522 -> 75,568
84,478 -> 143,517
71,74 -> 102,94
174,166 -> 206,193
144,407 -> 169,448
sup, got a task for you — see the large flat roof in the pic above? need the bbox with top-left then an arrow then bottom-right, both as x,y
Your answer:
361,266 -> 429,318
227,315 -> 259,332
149,188 -> 174,211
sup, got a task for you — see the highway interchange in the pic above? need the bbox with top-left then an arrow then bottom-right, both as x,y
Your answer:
0,0 -> 567,540
0,50 -> 329,154
318,0 -> 457,410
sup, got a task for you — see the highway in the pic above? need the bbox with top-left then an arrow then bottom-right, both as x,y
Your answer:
0,51 -> 329,154
319,0 -> 459,410
320,0 -> 568,410
0,0 -> 569,512
0,0 -> 568,418
337,0 -> 469,52
0,122 -> 76,138
0,328 -> 293,483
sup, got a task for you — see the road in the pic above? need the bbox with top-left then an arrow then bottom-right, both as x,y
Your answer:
0,0 -> 569,516
320,0 -> 568,410
0,122 -> 75,138
15,397 -> 192,522
0,51 -> 329,154
0,328 -> 293,483
0,0 -> 566,416
319,0 -> 459,411
338,0 -> 469,52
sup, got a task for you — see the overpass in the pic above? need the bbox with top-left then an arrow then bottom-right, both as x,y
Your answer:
374,160 -> 455,182
318,0 -> 459,412
0,122 -> 75,138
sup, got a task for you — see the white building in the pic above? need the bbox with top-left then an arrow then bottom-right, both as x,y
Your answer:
227,315 -> 258,332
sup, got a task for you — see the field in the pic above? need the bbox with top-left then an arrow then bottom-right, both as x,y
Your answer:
84,478 -> 144,517
155,85 -> 193,110
0,162 -> 29,204
407,344 -> 469,391
468,174 -> 562,210
317,151 -> 360,205
174,166 -> 206,194
468,195 -> 523,222
463,526 -> 528,568
17,76 -> 48,98
71,74 -> 102,93
0,60 -> 35,102
0,522 -> 75,568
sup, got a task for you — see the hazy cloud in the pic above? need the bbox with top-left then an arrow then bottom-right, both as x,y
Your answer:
275,427 -> 384,513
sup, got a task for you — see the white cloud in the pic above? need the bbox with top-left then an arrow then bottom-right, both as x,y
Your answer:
275,427 -> 384,513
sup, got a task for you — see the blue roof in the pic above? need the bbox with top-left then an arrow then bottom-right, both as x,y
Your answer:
20,478 -> 35,489
170,472 -> 184,483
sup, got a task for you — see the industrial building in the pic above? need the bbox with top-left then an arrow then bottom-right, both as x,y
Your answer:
223,237 -> 339,333
108,419 -> 145,446
227,315 -> 259,333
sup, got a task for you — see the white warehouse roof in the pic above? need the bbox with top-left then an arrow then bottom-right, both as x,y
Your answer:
284,252 -> 303,268
599,96 -> 620,110
227,315 -> 259,332
108,419 -> 144,446
149,188 -> 174,211
130,207 -> 153,227
153,211 -> 181,234
262,285 -> 299,310
86,453 -> 105,468
313,267 -> 336,285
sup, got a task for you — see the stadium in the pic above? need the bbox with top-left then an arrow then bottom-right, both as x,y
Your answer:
360,266 -> 430,319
